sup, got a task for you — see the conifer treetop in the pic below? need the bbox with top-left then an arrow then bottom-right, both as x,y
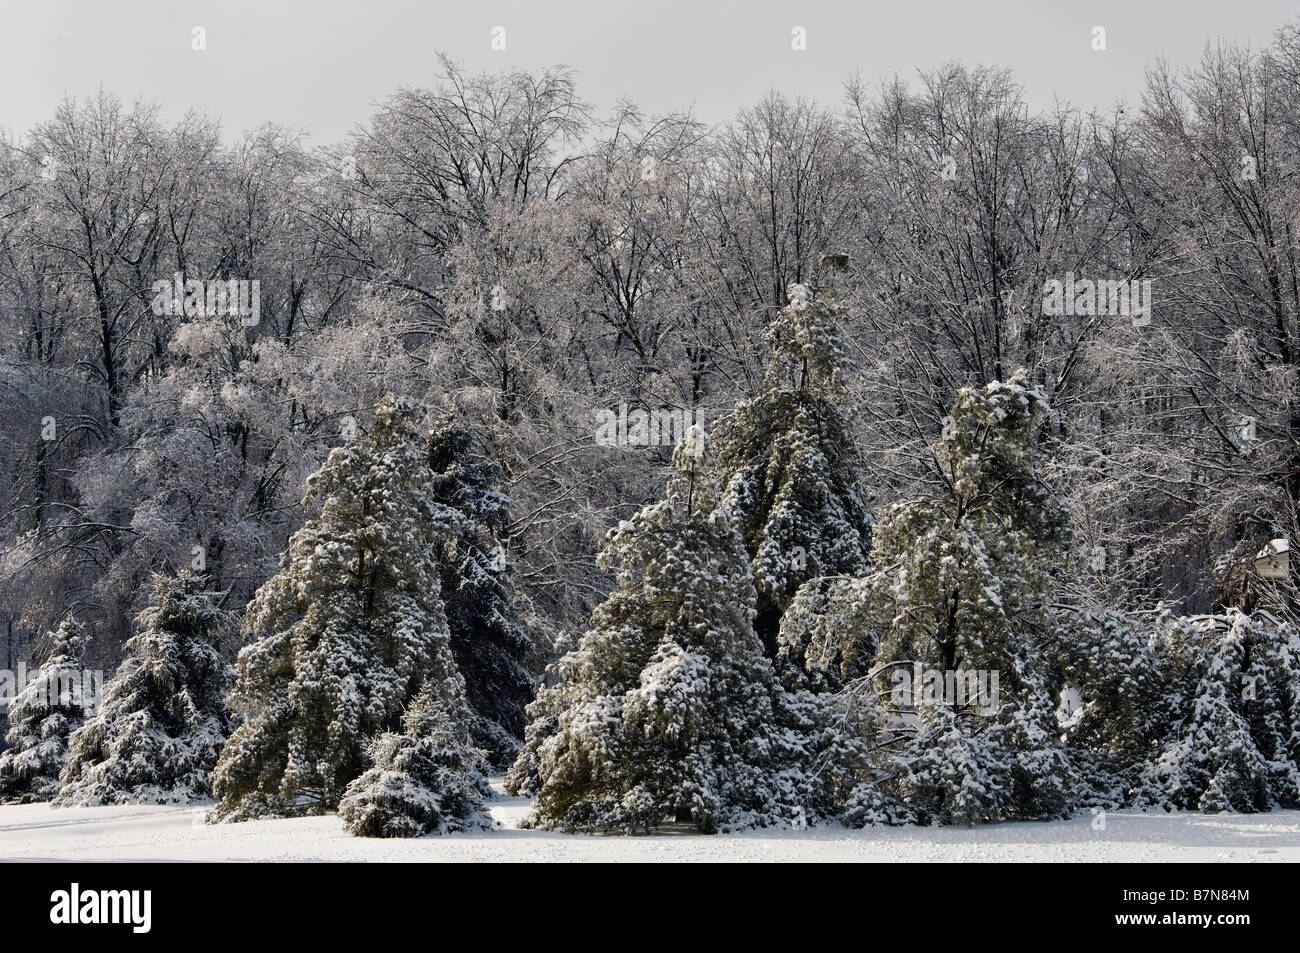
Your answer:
763,283 -> 853,399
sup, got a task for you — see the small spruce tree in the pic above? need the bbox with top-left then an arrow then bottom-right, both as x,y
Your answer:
1135,610 -> 1300,812
0,620 -> 92,804
1054,607 -> 1167,807
340,681 -> 490,837
56,573 -> 234,805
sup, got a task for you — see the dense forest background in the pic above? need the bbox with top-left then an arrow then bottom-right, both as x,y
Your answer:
5,22 -> 1300,676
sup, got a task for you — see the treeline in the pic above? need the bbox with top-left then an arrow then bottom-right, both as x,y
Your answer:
3,290 -> 1297,832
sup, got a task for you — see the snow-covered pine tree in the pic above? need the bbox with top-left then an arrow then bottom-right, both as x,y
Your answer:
55,573 -> 233,805
426,416 -> 534,768
339,680 -> 490,837
1135,609 -> 1300,812
507,431 -> 804,833
210,395 -> 469,821
713,284 -> 873,672
859,372 -> 1076,824
0,620 -> 92,804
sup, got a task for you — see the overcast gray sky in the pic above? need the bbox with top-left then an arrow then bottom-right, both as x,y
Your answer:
2,0 -> 1297,142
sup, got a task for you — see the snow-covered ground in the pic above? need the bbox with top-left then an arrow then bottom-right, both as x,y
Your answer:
2,780 -> 1298,862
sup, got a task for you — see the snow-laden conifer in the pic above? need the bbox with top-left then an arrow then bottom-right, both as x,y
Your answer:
713,284 -> 873,670
211,395 -> 468,820
854,372 -> 1075,824
1135,609 -> 1300,812
508,432 -> 806,832
56,573 -> 233,805
426,417 -> 534,768
340,681 -> 490,837
1053,607 -> 1167,807
0,620 -> 92,804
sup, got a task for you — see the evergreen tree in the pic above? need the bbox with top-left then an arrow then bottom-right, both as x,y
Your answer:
426,416 -> 534,768
0,620 -> 92,804
713,284 -> 873,668
857,372 -> 1075,824
1054,607 -> 1168,807
1135,610 -> 1300,812
56,573 -> 233,805
508,432 -> 804,832
211,395 -> 468,821
339,681 -> 490,837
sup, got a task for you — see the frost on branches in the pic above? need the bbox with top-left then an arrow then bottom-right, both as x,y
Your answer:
211,395 -> 470,821
340,681 -> 490,837
426,417 -> 535,768
508,432 -> 807,833
56,573 -> 234,805
1135,610 -> 1300,812
0,620 -> 92,804
713,285 -> 873,674
852,372 -> 1076,824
